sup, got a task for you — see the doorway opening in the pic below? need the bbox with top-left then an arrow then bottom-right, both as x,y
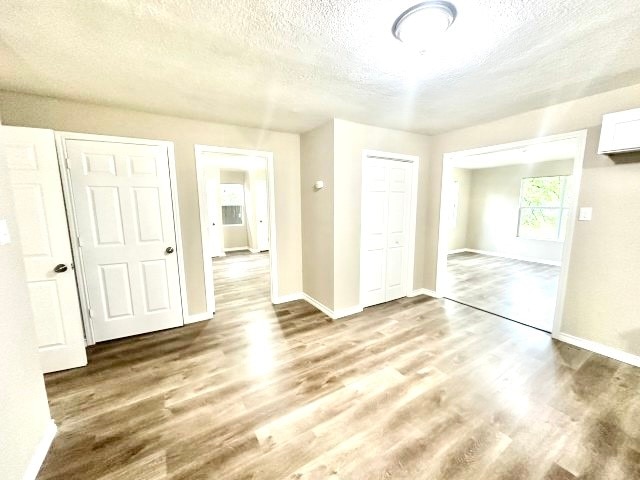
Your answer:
436,131 -> 587,333
195,145 -> 277,315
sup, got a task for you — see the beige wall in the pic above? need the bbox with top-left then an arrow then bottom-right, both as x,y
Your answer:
300,121 -> 335,308
220,170 -> 249,250
448,168 -> 471,251
0,118 -> 53,479
427,83 -> 640,356
465,160 -> 574,263
0,91 -> 302,313
333,119 -> 431,311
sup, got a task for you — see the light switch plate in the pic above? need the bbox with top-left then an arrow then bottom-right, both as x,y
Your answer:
0,219 -> 11,245
578,207 -> 593,221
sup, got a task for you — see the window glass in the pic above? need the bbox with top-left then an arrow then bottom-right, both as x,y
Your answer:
221,184 -> 244,225
517,175 -> 570,241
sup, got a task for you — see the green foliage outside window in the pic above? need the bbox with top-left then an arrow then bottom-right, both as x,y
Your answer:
518,176 -> 570,241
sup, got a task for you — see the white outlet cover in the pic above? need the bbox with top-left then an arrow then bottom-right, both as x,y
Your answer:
578,207 -> 593,221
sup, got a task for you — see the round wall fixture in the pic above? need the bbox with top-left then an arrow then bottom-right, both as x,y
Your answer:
392,1 -> 457,49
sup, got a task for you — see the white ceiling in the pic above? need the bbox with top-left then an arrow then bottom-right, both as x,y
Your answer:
453,138 -> 577,169
1,1 -> 640,134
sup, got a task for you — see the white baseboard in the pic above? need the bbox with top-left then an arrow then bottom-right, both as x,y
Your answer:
185,312 -> 213,324
272,292 -> 304,304
449,248 -> 562,266
23,419 -> 57,480
408,288 -> 442,299
224,247 -> 249,252
555,333 -> 640,367
302,293 -> 362,320
335,304 -> 364,319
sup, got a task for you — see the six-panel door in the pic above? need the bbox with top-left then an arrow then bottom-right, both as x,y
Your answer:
65,139 -> 183,341
361,158 -> 412,308
3,126 -> 88,373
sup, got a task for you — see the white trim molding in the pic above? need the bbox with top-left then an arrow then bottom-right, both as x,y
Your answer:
302,293 -> 363,320
555,333 -> 640,368
448,248 -> 562,266
408,288 -> 442,299
185,312 -> 213,324
23,419 -> 57,480
272,292 -> 304,304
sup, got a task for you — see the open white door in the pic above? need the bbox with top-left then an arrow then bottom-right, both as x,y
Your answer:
255,174 -> 270,252
63,137 -> 184,342
2,126 -> 87,373
206,177 -> 224,257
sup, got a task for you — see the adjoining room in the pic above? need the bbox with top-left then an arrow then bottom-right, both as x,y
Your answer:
2,1 -> 640,480
195,147 -> 276,314
438,133 -> 585,332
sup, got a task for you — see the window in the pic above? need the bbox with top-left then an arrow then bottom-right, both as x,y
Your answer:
221,184 -> 245,225
518,175 -> 570,241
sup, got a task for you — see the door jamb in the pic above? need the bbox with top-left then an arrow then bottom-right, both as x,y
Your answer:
54,132 -> 188,346
435,130 -> 588,336
194,145 -> 278,314
360,149 -> 419,308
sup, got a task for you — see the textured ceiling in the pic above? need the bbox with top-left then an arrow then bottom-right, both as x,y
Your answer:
1,0 -> 640,134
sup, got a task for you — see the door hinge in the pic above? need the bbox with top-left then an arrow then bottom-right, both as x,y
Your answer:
88,308 -> 95,318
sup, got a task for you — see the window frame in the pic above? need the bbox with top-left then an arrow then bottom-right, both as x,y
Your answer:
516,175 -> 570,242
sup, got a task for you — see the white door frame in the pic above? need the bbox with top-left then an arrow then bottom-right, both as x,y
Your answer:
55,132 -> 188,346
360,149 -> 419,307
194,145 -> 278,314
435,129 -> 588,336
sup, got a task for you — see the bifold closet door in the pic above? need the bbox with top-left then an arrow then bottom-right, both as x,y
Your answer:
361,158 -> 412,308
2,126 -> 87,373
64,138 -> 183,342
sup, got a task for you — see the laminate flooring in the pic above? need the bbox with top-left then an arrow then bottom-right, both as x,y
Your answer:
39,251 -> 639,479
445,252 -> 561,332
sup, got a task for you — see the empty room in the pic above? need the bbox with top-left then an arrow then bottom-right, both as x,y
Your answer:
1,1 -> 639,480
439,136 -> 581,332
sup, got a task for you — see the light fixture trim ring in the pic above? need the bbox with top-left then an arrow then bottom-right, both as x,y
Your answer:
391,1 -> 458,43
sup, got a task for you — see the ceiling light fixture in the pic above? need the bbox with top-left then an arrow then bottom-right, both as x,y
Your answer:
392,1 -> 457,50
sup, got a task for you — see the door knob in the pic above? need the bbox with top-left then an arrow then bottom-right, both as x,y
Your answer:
165,246 -> 175,254
54,264 -> 68,273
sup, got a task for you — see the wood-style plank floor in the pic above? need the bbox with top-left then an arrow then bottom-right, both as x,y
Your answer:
39,252 -> 639,479
445,252 -> 561,332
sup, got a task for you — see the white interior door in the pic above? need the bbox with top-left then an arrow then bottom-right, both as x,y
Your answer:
361,158 -> 412,308
64,138 -> 183,342
385,161 -> 412,301
255,175 -> 270,251
206,178 -> 224,257
3,126 -> 87,373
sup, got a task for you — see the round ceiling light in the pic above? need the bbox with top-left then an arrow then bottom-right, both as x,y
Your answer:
392,1 -> 457,49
